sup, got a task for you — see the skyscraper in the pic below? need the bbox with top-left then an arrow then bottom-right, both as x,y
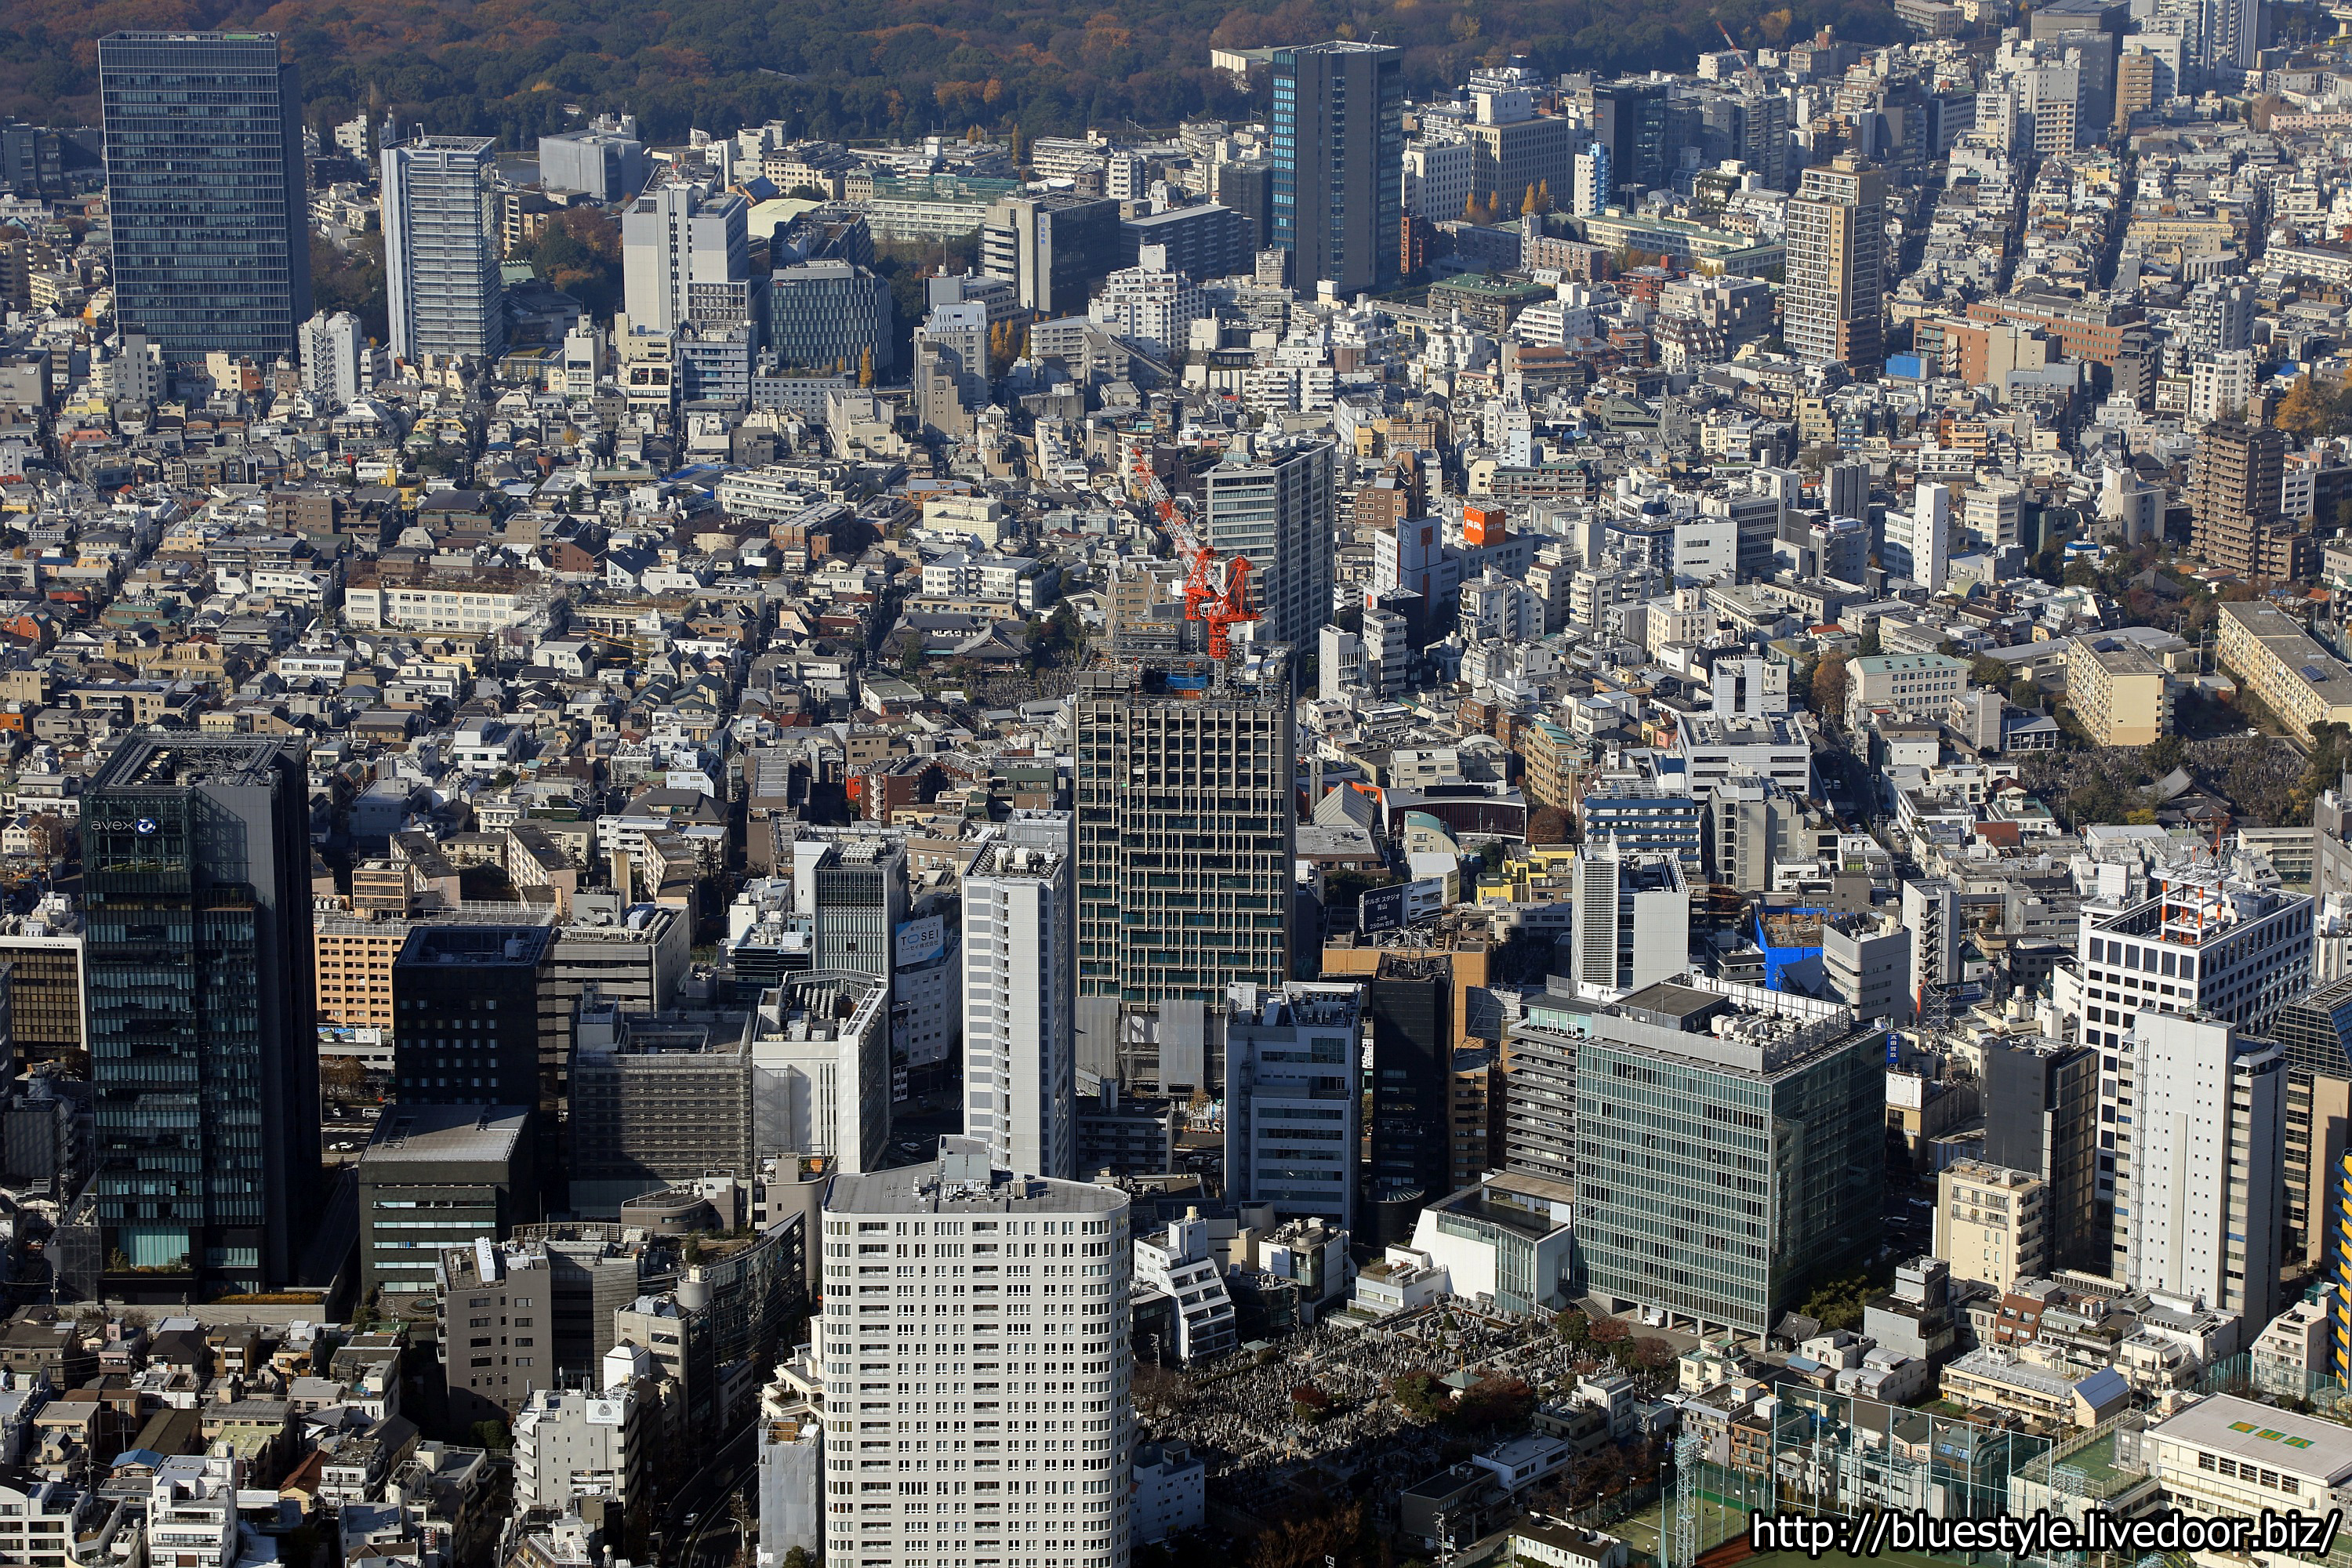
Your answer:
1784,154 -> 1886,371
381,130 -> 506,364
963,835 -> 1076,1181
1270,41 -> 1403,295
978,193 -> 1123,317
84,735 -> 320,1297
99,31 -> 313,367
819,1138 -> 1133,1568
1073,649 -> 1295,1025
1200,439 -> 1335,650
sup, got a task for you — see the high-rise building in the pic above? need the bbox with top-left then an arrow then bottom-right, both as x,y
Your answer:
1269,42 -> 1403,295
1878,480 -> 1951,591
2191,420 -> 2288,576
2071,853 -> 2311,1051
978,192 -> 1123,317
963,835 -> 1076,1181
381,131 -> 506,364
1979,1037 -> 2103,1271
392,924 -> 561,1110
84,735 -> 320,1296
297,311 -> 365,407
1904,878 -> 1961,999
809,838 -> 908,985
1072,649 -> 1295,1025
621,184 -> 755,333
818,1138 -> 1133,1568
1568,842 -> 1689,1001
2110,1011 -> 2281,1324
1784,154 -> 1886,371
1933,1160 -> 2050,1293
1571,143 -> 1612,217
1591,79 -> 1669,199
750,970 -> 892,1176
1214,160 -> 1276,252
2269,977 -> 2352,1269
355,1104 -> 535,1296
768,260 -> 895,373
1365,956 -> 1453,1245
1576,980 -> 1886,1338
1731,93 -> 1792,190
99,31 -> 313,367
1221,982 -> 1363,1233
1200,440 -> 1334,651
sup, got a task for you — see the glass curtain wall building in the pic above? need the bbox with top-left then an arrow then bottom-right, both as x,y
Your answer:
1269,41 -> 1403,295
99,31 -> 313,367
83,735 -> 321,1298
1575,980 -> 1884,1339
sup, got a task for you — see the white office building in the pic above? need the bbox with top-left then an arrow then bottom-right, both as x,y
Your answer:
818,1138 -> 1133,1568
1087,251 -> 1208,360
1222,981 -> 1366,1232
622,183 -> 754,332
963,834 -> 1077,1181
1878,480 -> 1950,591
2110,1011 -> 2282,1329
1569,842 -> 1689,1001
2068,853 -> 2314,1048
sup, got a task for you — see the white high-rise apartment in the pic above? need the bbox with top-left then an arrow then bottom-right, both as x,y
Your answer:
964,831 -> 1076,1181
298,310 -> 365,406
380,132 -> 505,363
621,183 -> 753,332
2109,1011 -> 2281,1323
818,1138 -> 1133,1568
1200,439 -> 1335,650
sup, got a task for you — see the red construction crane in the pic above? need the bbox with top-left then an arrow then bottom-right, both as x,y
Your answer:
1132,448 -> 1259,660
1201,555 -> 1258,660
1715,20 -> 1769,96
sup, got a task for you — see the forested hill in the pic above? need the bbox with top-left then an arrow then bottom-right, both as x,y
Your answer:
2,0 -> 1903,147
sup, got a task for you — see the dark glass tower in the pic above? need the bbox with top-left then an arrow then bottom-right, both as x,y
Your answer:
84,735 -> 319,1298
1269,41 -> 1403,295
99,31 -> 314,368
1366,954 -> 1454,1247
392,925 -> 558,1111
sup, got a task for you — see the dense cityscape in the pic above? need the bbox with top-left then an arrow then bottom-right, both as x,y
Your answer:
9,2 -> 2352,1568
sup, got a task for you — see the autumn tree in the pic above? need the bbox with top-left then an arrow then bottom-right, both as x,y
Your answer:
1811,652 -> 1849,719
1527,804 -> 1570,844
2276,377 -> 2343,439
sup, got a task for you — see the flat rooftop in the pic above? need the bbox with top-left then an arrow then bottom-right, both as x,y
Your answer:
361,1105 -> 531,1167
92,734 -> 300,792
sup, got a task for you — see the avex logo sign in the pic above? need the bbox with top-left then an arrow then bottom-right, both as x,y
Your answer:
92,818 -> 161,835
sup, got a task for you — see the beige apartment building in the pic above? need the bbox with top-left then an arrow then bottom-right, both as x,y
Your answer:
1935,1159 -> 2049,1293
2063,636 -> 2172,746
